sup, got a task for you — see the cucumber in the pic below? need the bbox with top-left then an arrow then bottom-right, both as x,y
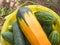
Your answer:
35,12 -> 56,24
13,21 -> 30,45
12,21 -> 25,45
49,30 -> 60,45
2,32 -> 13,44
41,24 -> 53,37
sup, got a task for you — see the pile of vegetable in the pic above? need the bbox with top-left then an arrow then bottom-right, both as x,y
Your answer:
1,5 -> 60,45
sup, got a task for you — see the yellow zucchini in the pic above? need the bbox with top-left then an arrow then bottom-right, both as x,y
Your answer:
17,7 -> 51,45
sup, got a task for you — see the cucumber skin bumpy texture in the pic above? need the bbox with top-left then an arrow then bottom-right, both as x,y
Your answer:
2,32 -> 14,44
13,21 -> 30,45
35,12 -> 56,24
49,31 -> 60,45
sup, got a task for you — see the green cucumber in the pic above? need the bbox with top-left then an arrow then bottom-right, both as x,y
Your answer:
35,12 -> 56,24
42,24 -> 53,37
12,21 -> 30,45
12,21 -> 25,45
49,30 -> 60,45
2,32 -> 13,44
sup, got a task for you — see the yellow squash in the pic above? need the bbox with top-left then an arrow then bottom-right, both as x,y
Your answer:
17,7 -> 51,45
